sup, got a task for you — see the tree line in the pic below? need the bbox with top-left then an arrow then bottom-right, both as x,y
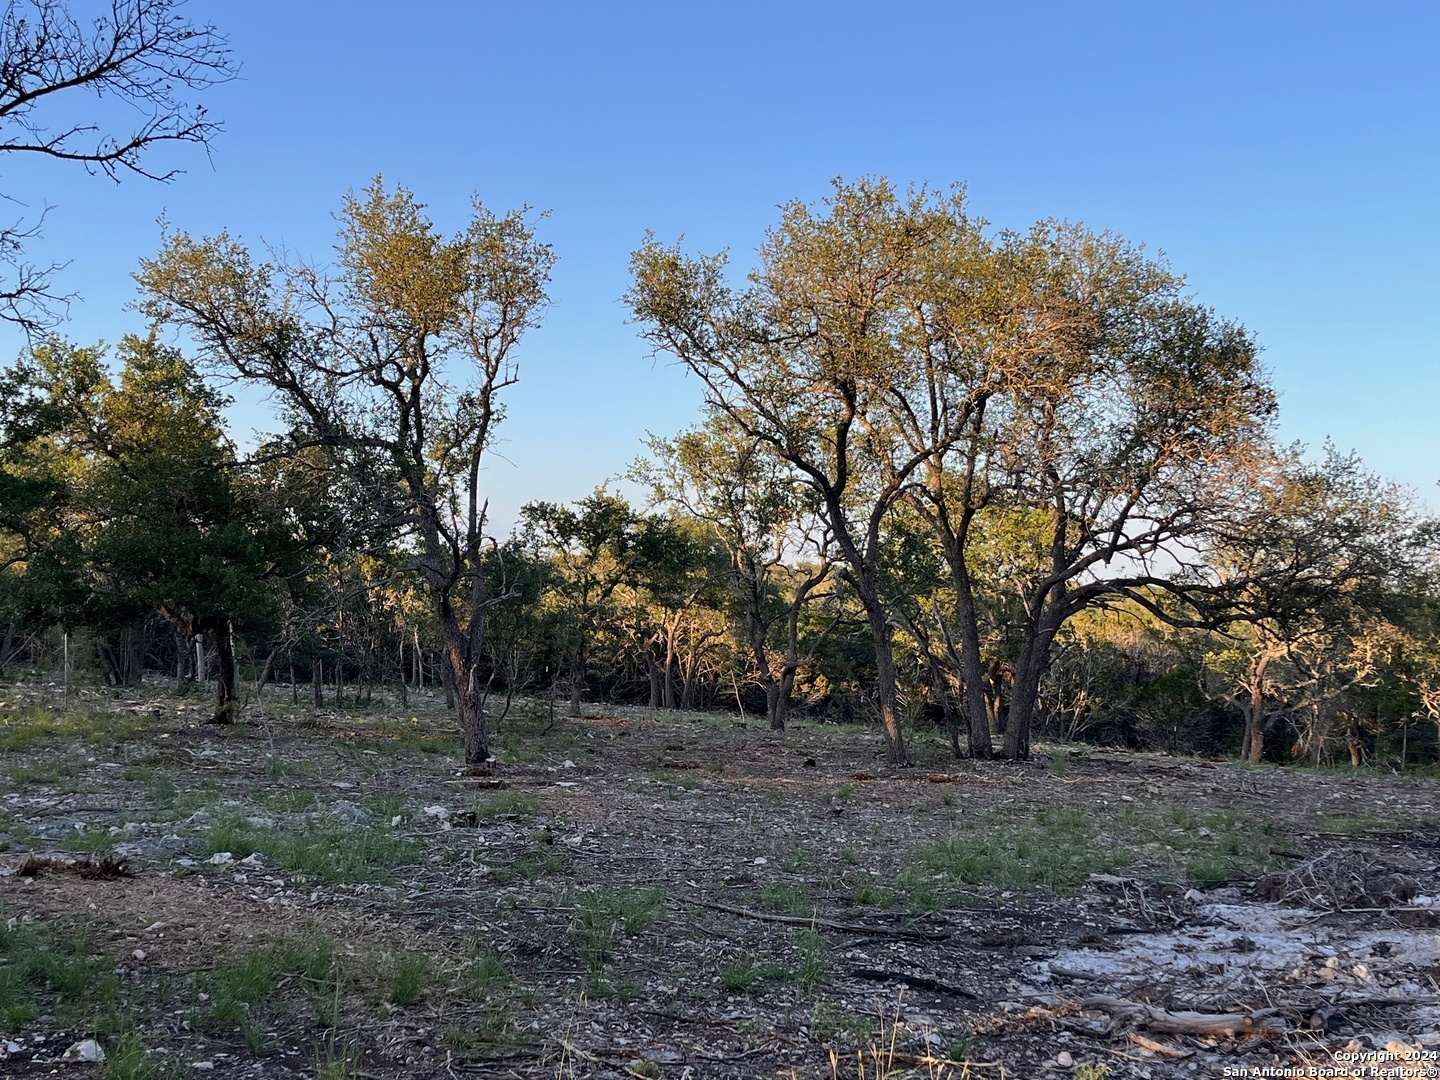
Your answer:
2,177 -> 1437,770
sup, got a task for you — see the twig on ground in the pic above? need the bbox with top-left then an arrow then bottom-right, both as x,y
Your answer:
678,895 -> 949,940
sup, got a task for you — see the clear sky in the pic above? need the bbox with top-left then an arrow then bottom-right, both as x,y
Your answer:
6,1 -> 1438,529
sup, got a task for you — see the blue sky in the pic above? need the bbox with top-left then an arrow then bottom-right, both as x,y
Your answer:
6,1 -> 1438,528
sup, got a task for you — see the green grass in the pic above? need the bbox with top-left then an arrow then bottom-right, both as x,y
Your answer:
61,825 -> 124,852
470,792 -> 540,820
203,935 -> 338,1028
457,939 -> 516,1046
1115,804 -> 1289,884
907,803 -> 1116,896
904,801 -> 1288,897
718,954 -> 791,993
811,1000 -> 875,1046
0,914 -> 117,1027
385,953 -> 430,1007
760,881 -> 814,916
0,910 -> 177,1076
204,814 -> 421,883
0,705 -> 150,752
10,759 -> 83,786
717,934 -> 829,997
572,886 -> 665,973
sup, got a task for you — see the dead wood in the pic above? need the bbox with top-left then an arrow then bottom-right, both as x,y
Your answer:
1080,995 -> 1286,1038
1127,1033 -> 1194,1058
848,966 -> 980,998
679,896 -> 949,940
19,853 -> 133,880
1255,851 -> 1418,910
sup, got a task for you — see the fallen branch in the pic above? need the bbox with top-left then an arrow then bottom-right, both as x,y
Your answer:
678,896 -> 949,940
1048,964 -> 1107,981
1128,1033 -> 1194,1059
1080,996 -> 1285,1038
849,967 -> 980,999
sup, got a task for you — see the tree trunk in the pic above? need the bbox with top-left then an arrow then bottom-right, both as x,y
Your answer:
927,657 -> 963,759
254,647 -> 278,704
398,638 -> 409,708
952,568 -> 994,759
1243,655 -> 1272,764
0,622 -> 15,677
1004,617 -> 1059,761
440,660 -> 456,711
568,639 -> 584,717
442,636 -> 489,764
645,652 -> 661,710
862,599 -> 908,765
662,631 -> 677,710
313,658 -> 324,710
207,618 -> 238,724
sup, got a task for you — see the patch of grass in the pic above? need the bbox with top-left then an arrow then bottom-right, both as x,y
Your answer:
0,705 -> 150,752
1115,804 -> 1289,884
365,718 -> 463,756
791,928 -> 829,994
205,937 -> 329,1021
906,803 -> 1118,896
456,938 -> 516,1046
811,999 -> 875,1046
104,1031 -> 183,1080
10,759 -> 81,786
62,826 -> 120,853
719,954 -> 791,993
203,814 -> 421,883
471,792 -> 539,820
572,886 -> 665,972
386,953 -> 430,1007
846,875 -> 898,908
778,845 -> 809,872
761,881 -> 814,916
361,791 -> 407,823
265,755 -> 315,780
489,837 -> 568,885
0,911 -> 128,1038
1318,813 -> 1401,834
461,941 -> 512,1002
313,1033 -> 361,1080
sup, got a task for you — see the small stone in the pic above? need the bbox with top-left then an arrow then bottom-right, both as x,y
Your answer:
331,801 -> 370,824
192,1062 -> 215,1070
132,949 -> 146,961
61,1038 -> 105,1063
1056,1051 -> 1074,1068
207,852 -> 233,865
754,857 -> 767,865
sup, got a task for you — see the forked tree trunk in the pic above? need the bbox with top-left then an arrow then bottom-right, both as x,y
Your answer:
202,617 -> 239,724
1243,655 -> 1273,764
442,637 -> 489,764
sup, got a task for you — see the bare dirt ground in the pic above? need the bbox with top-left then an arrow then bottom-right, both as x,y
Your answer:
1,681 -> 1438,1080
